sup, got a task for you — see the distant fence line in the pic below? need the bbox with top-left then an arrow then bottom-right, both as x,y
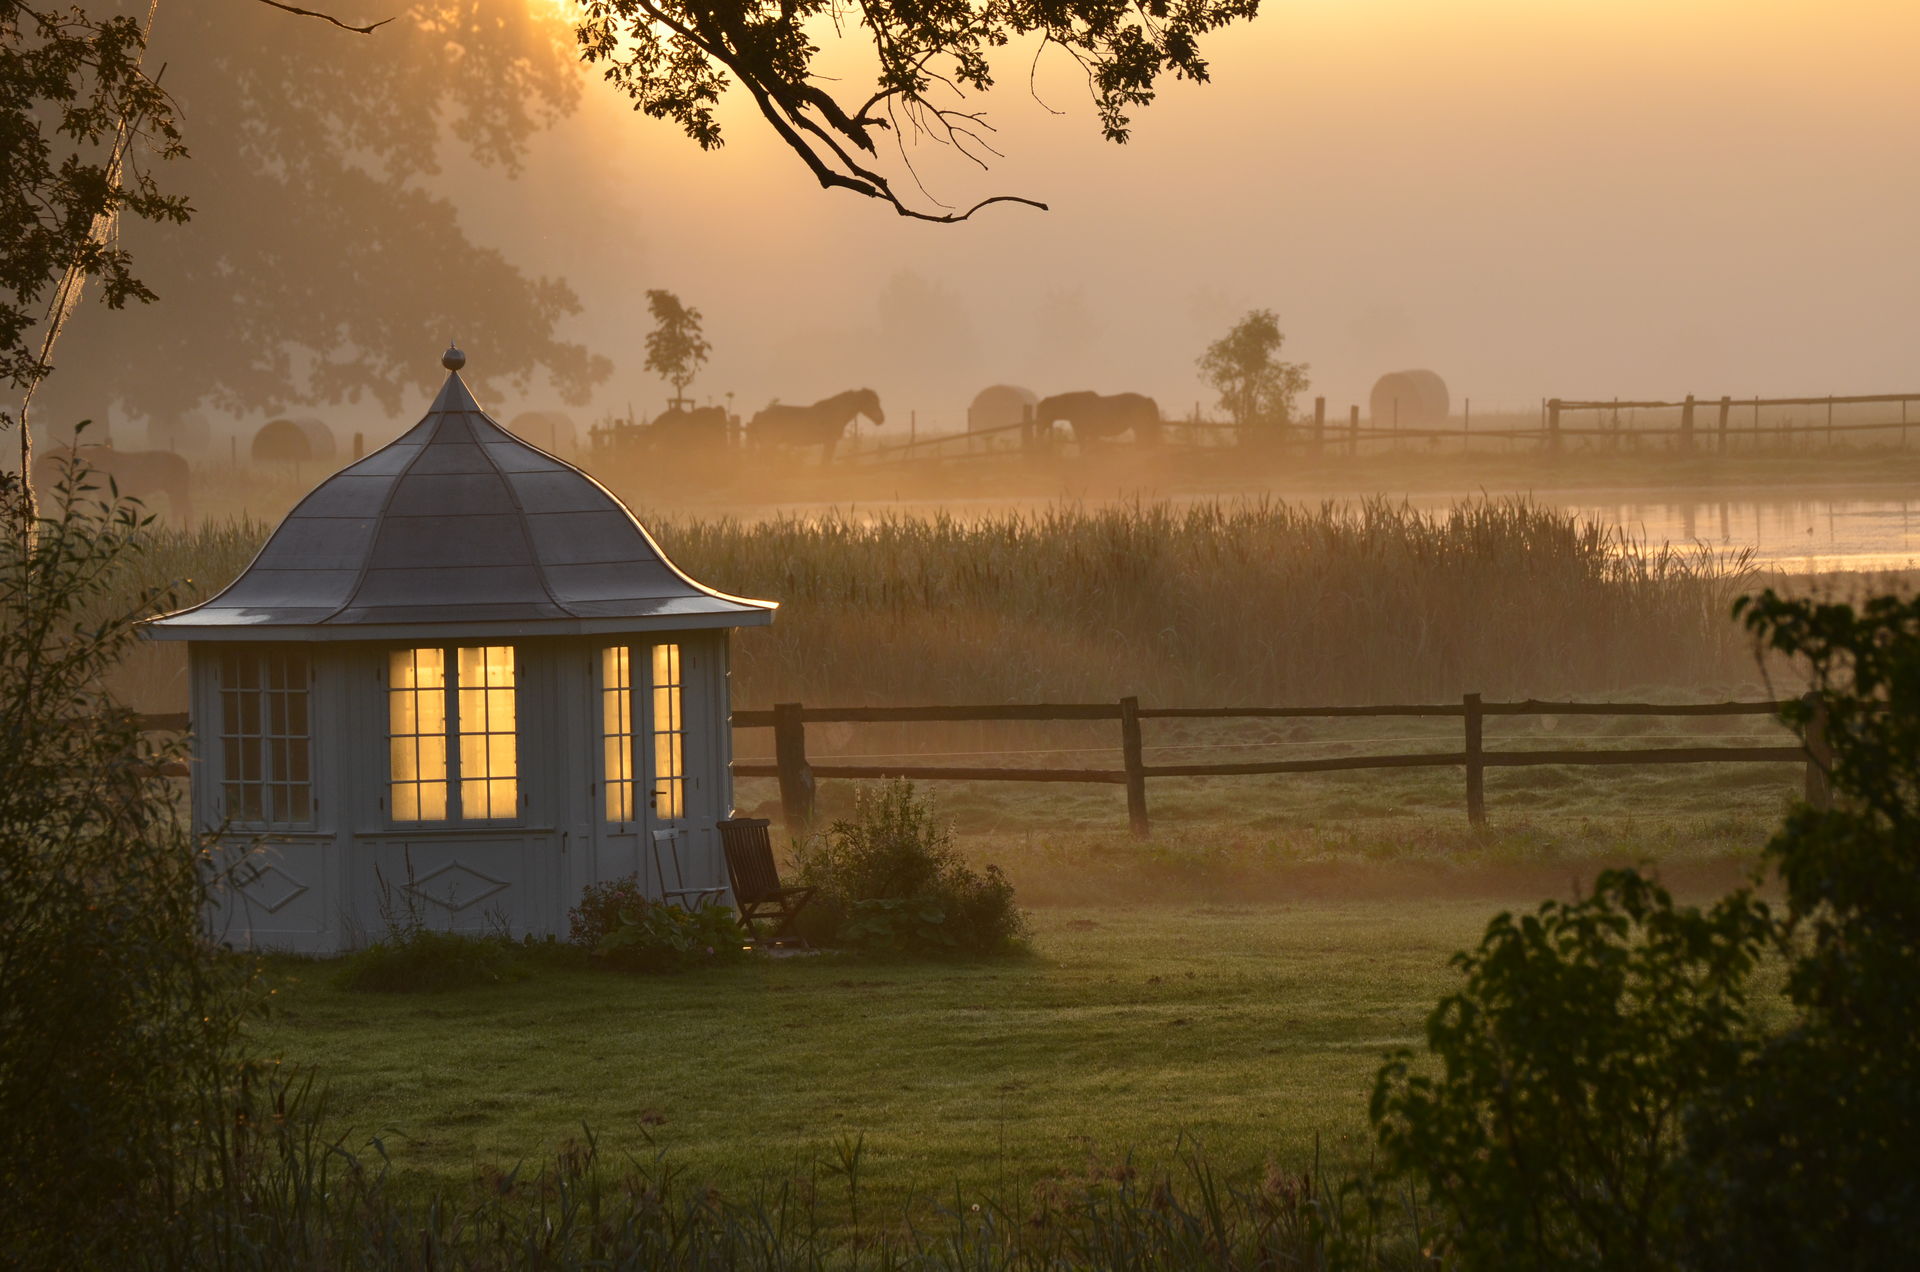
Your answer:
133,698 -> 1833,835
838,391 -> 1920,465
731,696 -> 1830,837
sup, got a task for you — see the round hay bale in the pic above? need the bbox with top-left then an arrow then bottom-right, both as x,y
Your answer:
252,418 -> 314,463
967,384 -> 1038,433
290,417 -> 336,462
1368,370 -> 1450,429
507,411 -> 578,455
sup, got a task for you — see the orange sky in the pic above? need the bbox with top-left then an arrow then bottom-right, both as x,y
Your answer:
444,0 -> 1920,433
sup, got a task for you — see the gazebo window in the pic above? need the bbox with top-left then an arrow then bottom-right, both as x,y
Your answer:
599,642 -> 684,822
218,650 -> 313,826
388,645 -> 519,823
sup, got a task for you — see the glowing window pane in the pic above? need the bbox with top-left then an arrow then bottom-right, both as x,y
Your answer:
453,645 -> 516,820
650,643 -> 684,820
387,648 -> 450,823
600,646 -> 634,823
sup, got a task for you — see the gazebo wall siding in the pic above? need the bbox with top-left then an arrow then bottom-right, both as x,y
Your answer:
196,630 -> 737,954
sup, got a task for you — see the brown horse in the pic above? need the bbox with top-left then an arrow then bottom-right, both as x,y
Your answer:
749,389 -> 883,463
32,445 -> 193,524
1035,391 -> 1161,446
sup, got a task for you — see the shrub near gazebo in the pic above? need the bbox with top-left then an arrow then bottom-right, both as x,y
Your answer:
146,347 -> 776,953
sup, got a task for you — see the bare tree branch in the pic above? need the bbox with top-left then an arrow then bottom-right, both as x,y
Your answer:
248,0 -> 393,35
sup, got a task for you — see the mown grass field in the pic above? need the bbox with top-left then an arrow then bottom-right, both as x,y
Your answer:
255,807 -> 1777,1226
252,896 -> 1558,1218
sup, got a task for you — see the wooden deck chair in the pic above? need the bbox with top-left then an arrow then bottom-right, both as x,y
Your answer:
718,817 -> 815,947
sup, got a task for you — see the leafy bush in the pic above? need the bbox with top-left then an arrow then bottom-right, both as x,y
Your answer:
1371,871 -> 1771,1270
0,471 -> 264,1267
795,780 -> 1027,956
1370,589 -> 1920,1269
569,874 -> 745,972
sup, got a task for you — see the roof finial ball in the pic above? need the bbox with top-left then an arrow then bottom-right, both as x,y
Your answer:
442,342 -> 466,372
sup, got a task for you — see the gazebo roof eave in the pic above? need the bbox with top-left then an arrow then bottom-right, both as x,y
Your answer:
141,604 -> 775,643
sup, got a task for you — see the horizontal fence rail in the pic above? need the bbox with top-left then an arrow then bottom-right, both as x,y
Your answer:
733,695 -> 1830,836
831,390 -> 1920,465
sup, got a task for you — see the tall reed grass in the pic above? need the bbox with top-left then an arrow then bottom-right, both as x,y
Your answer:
664,497 -> 1759,706
124,497 -> 1758,710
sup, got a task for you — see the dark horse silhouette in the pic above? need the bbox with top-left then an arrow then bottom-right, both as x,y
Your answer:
1036,391 -> 1162,446
648,404 -> 732,452
32,445 -> 193,523
749,389 -> 883,462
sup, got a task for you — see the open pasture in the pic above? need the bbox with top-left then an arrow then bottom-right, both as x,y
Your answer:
262,880 -> 1757,1221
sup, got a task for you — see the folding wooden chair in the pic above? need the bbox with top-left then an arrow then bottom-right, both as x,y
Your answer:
651,828 -> 727,909
718,817 -> 815,947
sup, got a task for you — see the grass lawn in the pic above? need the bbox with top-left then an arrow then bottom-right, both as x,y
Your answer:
255,861 -> 1755,1219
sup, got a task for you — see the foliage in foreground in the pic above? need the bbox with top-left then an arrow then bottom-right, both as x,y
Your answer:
91,1084 -> 1429,1271
0,477 -> 260,1268
796,780 -> 1028,955
1370,589 -> 1920,1269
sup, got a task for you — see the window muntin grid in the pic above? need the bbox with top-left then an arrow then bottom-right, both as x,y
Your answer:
218,650 -> 313,826
651,643 -> 684,820
599,642 -> 684,824
600,646 -> 635,823
387,645 -> 517,823
457,645 -> 518,819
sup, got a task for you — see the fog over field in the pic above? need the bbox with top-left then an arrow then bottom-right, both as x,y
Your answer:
27,0 -> 1920,451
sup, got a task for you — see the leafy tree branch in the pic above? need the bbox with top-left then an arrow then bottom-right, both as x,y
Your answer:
574,0 -> 1261,221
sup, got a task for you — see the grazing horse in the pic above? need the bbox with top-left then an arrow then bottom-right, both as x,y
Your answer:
749,388 -> 883,463
32,445 -> 193,524
1035,391 -> 1162,446
648,404 -> 732,452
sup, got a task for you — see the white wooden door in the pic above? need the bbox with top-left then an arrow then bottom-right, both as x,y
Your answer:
593,640 -> 715,900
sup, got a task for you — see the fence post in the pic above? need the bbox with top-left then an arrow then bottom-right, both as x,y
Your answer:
1464,692 -> 1486,829
1312,396 -> 1326,458
1716,396 -> 1731,452
772,702 -> 816,837
1546,399 -> 1562,452
1802,691 -> 1832,812
1119,696 -> 1150,838
1680,394 -> 1696,451
1348,404 -> 1359,456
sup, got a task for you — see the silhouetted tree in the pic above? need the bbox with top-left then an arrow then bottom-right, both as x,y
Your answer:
644,290 -> 710,407
1,1 -> 188,521
576,0 -> 1261,221
41,2 -> 610,430
1197,309 -> 1309,432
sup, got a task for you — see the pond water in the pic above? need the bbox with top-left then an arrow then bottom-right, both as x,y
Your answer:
705,488 -> 1920,575
1534,493 -> 1920,574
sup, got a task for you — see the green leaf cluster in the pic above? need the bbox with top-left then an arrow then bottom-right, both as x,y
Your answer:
571,873 -> 746,972
0,464 -> 263,1267
795,779 -> 1028,955
1369,591 -> 1920,1269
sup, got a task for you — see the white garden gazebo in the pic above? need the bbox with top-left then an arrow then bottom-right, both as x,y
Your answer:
147,346 -> 775,952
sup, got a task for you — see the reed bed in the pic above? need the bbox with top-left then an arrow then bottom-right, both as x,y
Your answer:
661,496 -> 1760,706
116,497 -> 1759,711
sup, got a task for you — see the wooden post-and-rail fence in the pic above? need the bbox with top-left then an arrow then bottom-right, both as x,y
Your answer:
732,695 -> 1833,839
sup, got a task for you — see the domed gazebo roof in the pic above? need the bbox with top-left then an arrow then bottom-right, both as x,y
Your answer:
148,349 -> 774,641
